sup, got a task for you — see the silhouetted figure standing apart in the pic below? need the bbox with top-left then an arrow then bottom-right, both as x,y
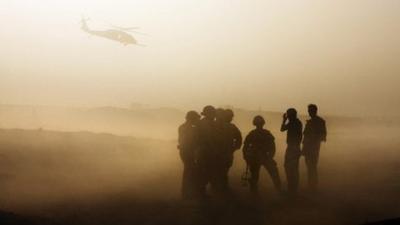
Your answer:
221,109 -> 242,191
281,108 -> 303,195
197,105 -> 218,197
178,111 -> 201,199
302,104 -> 327,191
243,116 -> 282,194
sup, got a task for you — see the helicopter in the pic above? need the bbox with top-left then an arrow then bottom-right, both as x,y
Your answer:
81,18 -> 144,46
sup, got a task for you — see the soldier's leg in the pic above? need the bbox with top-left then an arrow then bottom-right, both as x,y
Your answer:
284,151 -> 292,192
181,150 -> 199,198
220,166 -> 230,192
223,154 -> 234,191
264,158 -> 282,192
187,160 -> 200,198
183,162 -> 201,198
209,159 -> 224,194
218,155 -> 233,193
292,150 -> 301,193
181,161 -> 190,198
180,151 -> 190,198
210,163 -> 219,191
305,144 -> 320,190
284,147 -> 301,195
313,147 -> 320,186
249,163 -> 261,193
197,156 -> 211,197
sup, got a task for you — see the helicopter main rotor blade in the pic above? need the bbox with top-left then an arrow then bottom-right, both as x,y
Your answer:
130,30 -> 147,35
121,26 -> 140,30
110,25 -> 140,31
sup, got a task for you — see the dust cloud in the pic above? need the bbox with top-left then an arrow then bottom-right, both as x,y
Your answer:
1,1 -> 400,224
0,105 -> 399,225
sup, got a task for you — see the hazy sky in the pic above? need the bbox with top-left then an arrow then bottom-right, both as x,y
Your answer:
0,0 -> 399,116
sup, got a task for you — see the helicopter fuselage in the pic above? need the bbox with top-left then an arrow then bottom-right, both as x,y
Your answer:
81,20 -> 137,45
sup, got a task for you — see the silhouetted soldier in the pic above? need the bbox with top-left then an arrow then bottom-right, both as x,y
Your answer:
213,108 -> 230,193
302,104 -> 327,191
243,116 -> 281,194
197,105 -> 218,196
178,110 -> 201,199
212,108 -> 242,193
221,109 -> 242,190
280,108 -> 303,195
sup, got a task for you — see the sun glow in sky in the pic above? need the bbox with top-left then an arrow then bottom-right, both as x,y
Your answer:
0,0 -> 399,116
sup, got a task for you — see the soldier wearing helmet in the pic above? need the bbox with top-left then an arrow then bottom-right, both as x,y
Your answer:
281,108 -> 303,195
224,109 -> 242,153
178,110 -> 201,199
221,109 -> 242,191
243,115 -> 281,194
197,105 -> 218,196
212,108 -> 230,193
209,108 -> 243,193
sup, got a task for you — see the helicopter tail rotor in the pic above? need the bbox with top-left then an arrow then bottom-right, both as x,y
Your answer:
80,15 -> 91,31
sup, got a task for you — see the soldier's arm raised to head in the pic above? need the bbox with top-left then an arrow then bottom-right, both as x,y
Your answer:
280,122 -> 289,132
280,113 -> 288,132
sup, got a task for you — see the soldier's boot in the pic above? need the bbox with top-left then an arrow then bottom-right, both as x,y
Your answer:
271,172 -> 283,193
249,164 -> 260,194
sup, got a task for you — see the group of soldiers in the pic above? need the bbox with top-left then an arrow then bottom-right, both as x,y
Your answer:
177,104 -> 326,199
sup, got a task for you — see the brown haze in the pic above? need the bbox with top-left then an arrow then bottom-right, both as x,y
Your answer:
1,1 -> 400,116
0,1 -> 400,225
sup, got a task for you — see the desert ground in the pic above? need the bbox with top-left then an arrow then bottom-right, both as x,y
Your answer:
0,105 -> 399,225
